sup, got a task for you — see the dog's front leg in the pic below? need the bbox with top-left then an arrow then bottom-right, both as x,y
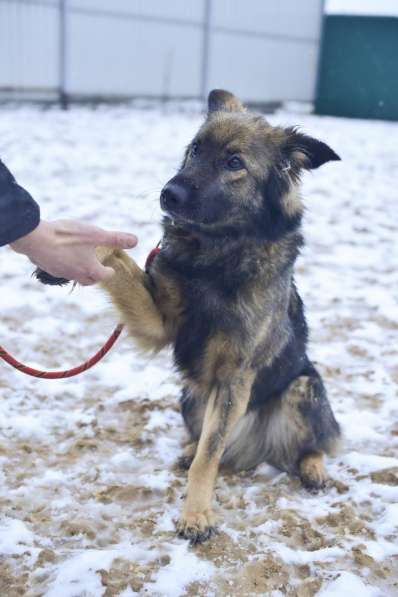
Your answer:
177,369 -> 255,544
97,247 -> 169,352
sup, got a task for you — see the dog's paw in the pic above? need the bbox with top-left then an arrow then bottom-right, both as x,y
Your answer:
299,453 -> 328,491
176,510 -> 218,545
96,246 -> 122,265
301,474 -> 329,493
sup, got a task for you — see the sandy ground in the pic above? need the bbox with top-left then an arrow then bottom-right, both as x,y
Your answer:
0,104 -> 397,596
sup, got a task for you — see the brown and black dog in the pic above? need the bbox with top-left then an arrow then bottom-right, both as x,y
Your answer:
39,89 -> 341,544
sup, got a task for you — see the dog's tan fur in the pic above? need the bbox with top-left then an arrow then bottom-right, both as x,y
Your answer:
97,247 -> 176,352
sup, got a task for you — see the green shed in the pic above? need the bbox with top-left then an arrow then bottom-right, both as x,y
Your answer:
315,0 -> 398,120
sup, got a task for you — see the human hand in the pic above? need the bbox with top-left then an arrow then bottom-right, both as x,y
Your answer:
10,219 -> 137,285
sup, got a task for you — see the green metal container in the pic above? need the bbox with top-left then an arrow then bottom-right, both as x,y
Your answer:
315,15 -> 398,120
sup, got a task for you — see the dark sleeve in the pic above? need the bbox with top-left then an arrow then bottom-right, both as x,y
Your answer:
0,159 -> 40,246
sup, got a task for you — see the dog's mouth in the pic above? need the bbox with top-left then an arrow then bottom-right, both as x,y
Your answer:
164,211 -> 198,229
160,198 -> 197,227
161,205 -> 184,223
162,208 -> 210,232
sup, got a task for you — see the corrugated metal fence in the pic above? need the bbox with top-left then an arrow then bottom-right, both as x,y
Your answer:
0,0 -> 324,107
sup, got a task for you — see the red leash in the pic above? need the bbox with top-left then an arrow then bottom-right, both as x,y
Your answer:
0,324 -> 124,379
0,245 -> 161,380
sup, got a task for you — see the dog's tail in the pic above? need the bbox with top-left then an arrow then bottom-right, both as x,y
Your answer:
33,267 -> 72,286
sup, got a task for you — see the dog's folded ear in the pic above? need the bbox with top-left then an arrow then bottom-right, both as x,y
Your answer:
284,127 -> 341,170
208,89 -> 245,114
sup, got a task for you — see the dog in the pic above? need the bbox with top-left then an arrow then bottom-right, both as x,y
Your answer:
38,89 -> 341,544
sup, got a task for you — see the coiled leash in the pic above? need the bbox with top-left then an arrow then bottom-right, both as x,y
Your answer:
0,245 -> 161,379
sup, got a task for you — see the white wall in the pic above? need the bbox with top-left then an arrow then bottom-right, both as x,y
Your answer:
66,11 -> 203,97
0,0 -> 324,103
209,0 -> 323,102
0,1 -> 59,93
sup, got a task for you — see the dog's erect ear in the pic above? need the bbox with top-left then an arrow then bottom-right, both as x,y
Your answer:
208,89 -> 245,114
284,127 -> 341,170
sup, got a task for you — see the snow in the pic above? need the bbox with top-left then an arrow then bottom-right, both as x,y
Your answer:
45,549 -> 120,597
0,103 -> 397,595
0,518 -> 35,555
271,544 -> 345,565
342,452 -> 398,473
365,539 -> 398,561
148,543 -> 216,597
318,572 -> 383,597
326,0 -> 398,18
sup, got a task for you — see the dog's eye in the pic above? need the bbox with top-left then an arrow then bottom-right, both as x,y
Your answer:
190,142 -> 199,157
227,155 -> 244,170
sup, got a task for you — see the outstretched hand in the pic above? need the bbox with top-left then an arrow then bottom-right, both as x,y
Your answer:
10,219 -> 137,285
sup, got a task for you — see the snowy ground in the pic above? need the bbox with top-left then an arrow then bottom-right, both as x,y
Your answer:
0,103 -> 397,597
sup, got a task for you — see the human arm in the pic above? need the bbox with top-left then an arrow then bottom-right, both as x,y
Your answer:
0,159 -> 137,285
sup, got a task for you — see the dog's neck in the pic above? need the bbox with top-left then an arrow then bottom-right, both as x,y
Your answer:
161,217 -> 303,283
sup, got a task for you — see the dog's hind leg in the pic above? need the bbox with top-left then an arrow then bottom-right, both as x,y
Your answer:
220,368 -> 340,488
261,368 -> 341,489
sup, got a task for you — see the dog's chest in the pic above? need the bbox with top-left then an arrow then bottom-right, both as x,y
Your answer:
172,272 -> 264,380
172,279 -> 240,374
187,277 -> 242,324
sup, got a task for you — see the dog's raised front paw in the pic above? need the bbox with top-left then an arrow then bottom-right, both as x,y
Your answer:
176,510 -> 218,545
96,246 -> 122,265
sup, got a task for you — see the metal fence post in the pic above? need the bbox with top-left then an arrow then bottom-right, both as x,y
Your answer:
200,0 -> 212,103
59,0 -> 68,109
314,0 -> 326,111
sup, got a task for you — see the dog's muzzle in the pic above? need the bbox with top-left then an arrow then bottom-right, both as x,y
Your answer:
160,182 -> 190,215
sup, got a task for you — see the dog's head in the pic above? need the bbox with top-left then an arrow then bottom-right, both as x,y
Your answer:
160,89 -> 340,240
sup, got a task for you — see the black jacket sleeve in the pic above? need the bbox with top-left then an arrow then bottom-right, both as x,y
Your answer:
0,159 -> 40,246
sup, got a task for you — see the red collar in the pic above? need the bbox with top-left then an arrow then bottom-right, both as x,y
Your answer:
145,243 -> 161,271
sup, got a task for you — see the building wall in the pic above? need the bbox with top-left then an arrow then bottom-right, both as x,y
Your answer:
0,0 -> 323,104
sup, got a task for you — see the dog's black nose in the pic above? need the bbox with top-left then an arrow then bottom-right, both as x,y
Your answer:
160,182 -> 189,212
